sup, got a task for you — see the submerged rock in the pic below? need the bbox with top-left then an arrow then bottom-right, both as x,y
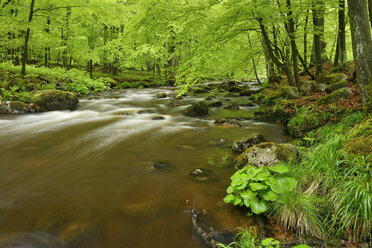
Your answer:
214,118 -> 241,128
232,133 -> 266,153
208,101 -> 223,108
193,87 -> 208,94
318,87 -> 353,104
183,102 -> 209,117
234,142 -> 299,169
137,109 -> 156,114
152,116 -> 165,120
227,86 -> 243,93
167,100 -> 182,107
208,155 -> 234,168
153,161 -> 171,169
189,168 -> 215,182
157,92 -> 168,98
206,96 -> 217,100
223,103 -> 239,110
0,232 -> 65,248
239,89 -> 261,96
31,90 -> 79,112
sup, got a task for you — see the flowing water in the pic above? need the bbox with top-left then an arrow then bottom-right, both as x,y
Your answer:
0,87 -> 289,248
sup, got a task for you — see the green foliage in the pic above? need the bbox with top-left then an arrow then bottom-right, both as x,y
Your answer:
223,166 -> 297,215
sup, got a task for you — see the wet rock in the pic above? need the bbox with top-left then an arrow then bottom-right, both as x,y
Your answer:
326,80 -> 348,93
214,118 -> 241,128
0,232 -> 65,248
240,102 -> 257,107
208,101 -> 223,108
239,89 -> 261,96
8,101 -> 30,113
152,116 -> 165,120
183,102 -> 209,117
323,73 -> 347,84
224,93 -> 238,98
188,207 -> 234,248
223,103 -> 239,110
235,142 -> 299,169
227,86 -> 243,93
175,95 -> 184,100
314,83 -> 328,92
31,90 -> 79,112
157,92 -> 168,98
209,138 -> 228,147
206,96 -> 217,100
153,161 -> 171,169
167,100 -> 182,107
115,112 -> 131,116
232,133 -> 266,153
193,87 -> 208,94
280,86 -> 299,99
189,168 -> 215,181
104,77 -> 118,88
138,109 -> 156,114
318,87 -> 353,104
208,155 -> 234,168
0,102 -> 10,114
298,81 -> 316,95
176,145 -> 195,150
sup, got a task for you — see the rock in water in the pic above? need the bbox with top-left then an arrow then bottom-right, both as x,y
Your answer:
153,161 -> 171,169
183,102 -> 209,117
208,101 -> 223,108
31,90 -> 79,112
157,92 -> 167,98
214,118 -> 241,128
232,133 -> 266,153
234,142 -> 299,169
189,168 -> 215,181
152,116 -> 165,120
223,103 -> 239,110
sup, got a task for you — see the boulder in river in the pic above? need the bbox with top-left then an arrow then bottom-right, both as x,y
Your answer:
189,168 -> 215,182
234,142 -> 299,170
183,102 -> 209,117
206,96 -> 217,100
232,133 -> 266,153
31,90 -> 79,112
223,103 -> 239,110
153,161 -> 171,169
167,100 -> 182,107
214,118 -> 241,128
157,92 -> 168,98
193,87 -> 208,94
239,89 -> 261,96
227,86 -> 243,93
208,101 -> 223,108
152,116 -> 166,120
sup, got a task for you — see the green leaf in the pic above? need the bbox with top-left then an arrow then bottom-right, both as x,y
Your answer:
250,200 -> 268,214
262,190 -> 279,201
268,164 -> 290,174
241,189 -> 259,208
234,196 -> 242,206
223,194 -> 236,204
261,238 -> 280,247
249,182 -> 269,191
255,170 -> 272,181
227,185 -> 234,194
293,245 -> 312,248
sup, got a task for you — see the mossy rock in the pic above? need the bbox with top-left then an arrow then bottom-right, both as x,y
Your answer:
193,87 -> 208,94
214,118 -> 241,128
104,77 -> 118,88
314,83 -> 327,92
227,85 -> 243,93
343,118 -> 372,159
280,86 -> 299,99
298,81 -> 316,95
318,87 -> 353,105
234,142 -> 299,169
323,73 -> 347,85
232,133 -> 266,153
0,102 -> 10,114
157,92 -> 168,98
326,80 -> 348,93
9,101 -> 29,113
239,88 -> 261,96
254,105 -> 290,123
167,100 -> 182,107
208,101 -> 223,108
31,90 -> 79,112
183,102 -> 209,117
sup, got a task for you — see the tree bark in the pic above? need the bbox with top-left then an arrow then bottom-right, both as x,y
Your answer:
312,0 -> 323,74
368,0 -> 372,28
348,0 -> 372,112
334,0 -> 347,69
21,0 -> 36,76
286,0 -> 300,85
44,17 -> 50,67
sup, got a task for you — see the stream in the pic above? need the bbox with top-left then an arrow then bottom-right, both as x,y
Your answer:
0,87 -> 289,248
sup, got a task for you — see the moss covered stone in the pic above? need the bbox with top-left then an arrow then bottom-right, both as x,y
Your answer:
183,102 -> 209,117
298,81 -> 316,95
104,77 -> 118,88
323,73 -> 347,85
318,87 -> 353,105
326,80 -> 348,93
234,142 -> 299,169
0,102 -> 10,114
31,90 -> 79,112
228,85 -> 243,93
343,118 -> 372,159
9,101 -> 29,113
193,87 -> 208,94
280,86 -> 299,99
232,133 -> 266,153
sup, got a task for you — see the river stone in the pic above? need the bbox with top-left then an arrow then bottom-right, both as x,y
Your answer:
228,86 -> 243,93
31,90 -> 79,112
152,116 -> 165,120
0,102 -> 10,114
138,109 -> 156,114
208,101 -> 223,108
298,81 -> 316,95
9,101 -> 29,113
157,92 -> 167,98
183,102 -> 209,117
189,168 -> 215,181
193,87 -> 208,94
234,142 -> 299,169
214,118 -> 241,128
318,87 -> 353,105
153,161 -> 171,169
208,155 -> 234,168
232,133 -> 266,153
240,89 -> 261,96
326,80 -> 348,93
280,86 -> 299,99
223,103 -> 239,110
206,96 -> 217,100
324,73 -> 347,84
224,93 -> 238,98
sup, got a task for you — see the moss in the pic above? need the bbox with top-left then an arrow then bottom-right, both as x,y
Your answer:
9,101 -> 28,112
280,86 -> 299,99
343,118 -> 372,158
323,73 -> 347,84
318,87 -> 353,105
31,90 -> 79,112
104,77 -> 118,88
183,101 -> 209,117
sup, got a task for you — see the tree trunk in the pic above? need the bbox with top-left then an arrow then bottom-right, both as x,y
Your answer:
44,17 -> 50,67
248,33 -> 260,84
334,0 -> 347,69
368,0 -> 372,28
21,0 -> 36,76
312,0 -> 323,74
348,0 -> 372,112
304,9 -> 309,67
260,34 -> 276,83
286,0 -> 300,85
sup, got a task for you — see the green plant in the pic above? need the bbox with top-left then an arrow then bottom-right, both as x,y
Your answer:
331,162 -> 371,242
223,165 -> 297,215
15,91 -> 32,103
270,189 -> 325,237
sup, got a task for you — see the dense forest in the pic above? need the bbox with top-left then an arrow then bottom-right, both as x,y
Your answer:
0,0 -> 371,248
